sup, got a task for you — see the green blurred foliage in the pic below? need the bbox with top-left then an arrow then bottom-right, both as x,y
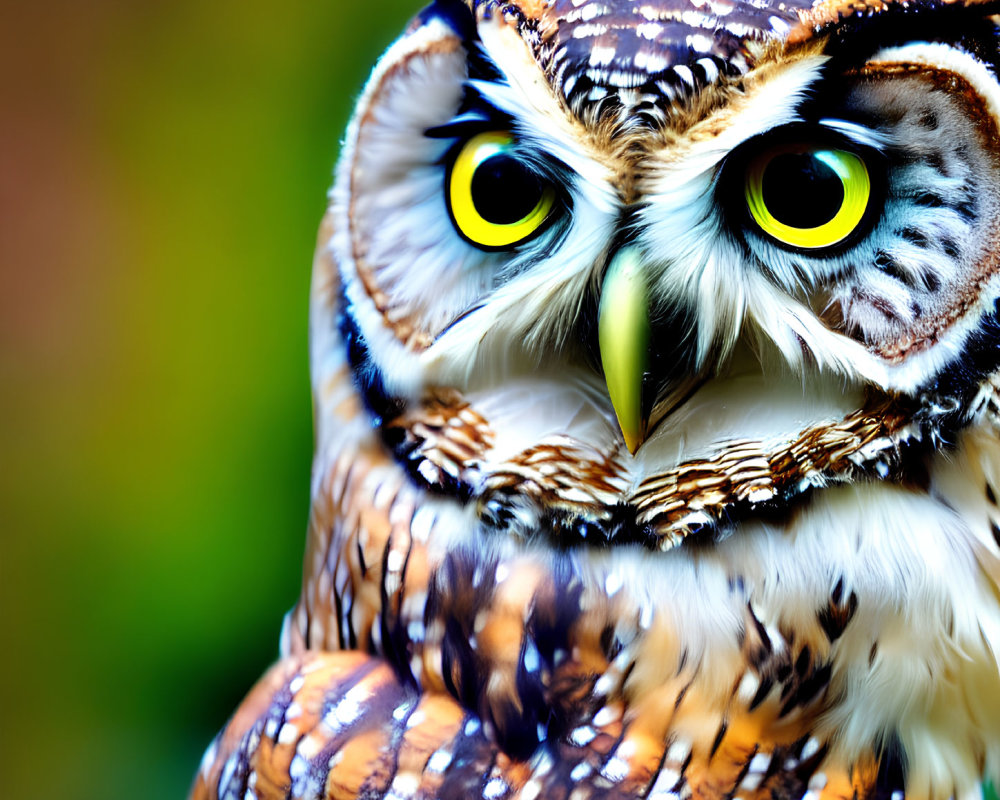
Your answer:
0,2 -> 417,798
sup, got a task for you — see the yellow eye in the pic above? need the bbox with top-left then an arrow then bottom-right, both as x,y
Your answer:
448,131 -> 556,250
745,144 -> 871,250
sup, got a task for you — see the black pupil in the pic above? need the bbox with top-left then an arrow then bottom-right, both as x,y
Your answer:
761,151 -> 845,229
471,153 -> 545,225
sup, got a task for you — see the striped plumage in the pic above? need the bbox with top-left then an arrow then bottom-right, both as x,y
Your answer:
192,1 -> 1000,799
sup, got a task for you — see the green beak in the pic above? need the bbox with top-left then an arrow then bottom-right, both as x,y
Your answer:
598,247 -> 651,455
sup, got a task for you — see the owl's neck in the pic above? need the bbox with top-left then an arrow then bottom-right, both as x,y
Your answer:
290,337 -> 997,800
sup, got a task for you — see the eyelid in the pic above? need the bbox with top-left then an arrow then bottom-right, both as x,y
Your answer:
425,114 -> 497,139
817,118 -> 893,151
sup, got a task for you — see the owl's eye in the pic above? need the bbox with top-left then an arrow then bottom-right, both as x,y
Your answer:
744,143 -> 872,250
447,131 -> 556,250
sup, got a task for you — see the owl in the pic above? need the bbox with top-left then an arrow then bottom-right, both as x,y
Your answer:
192,1 -> 1000,799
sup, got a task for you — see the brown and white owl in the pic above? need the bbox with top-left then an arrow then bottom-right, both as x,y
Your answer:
191,1 -> 1000,799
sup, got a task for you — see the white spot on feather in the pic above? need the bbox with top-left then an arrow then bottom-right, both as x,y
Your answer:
277,722 -> 299,746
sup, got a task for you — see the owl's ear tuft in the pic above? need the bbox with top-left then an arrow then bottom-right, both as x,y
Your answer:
327,7 -> 484,402
413,0 -> 478,42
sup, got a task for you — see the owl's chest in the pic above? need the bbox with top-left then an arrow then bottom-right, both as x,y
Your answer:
291,417 -> 1000,769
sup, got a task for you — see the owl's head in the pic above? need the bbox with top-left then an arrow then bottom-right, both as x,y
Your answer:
312,0 -> 1000,548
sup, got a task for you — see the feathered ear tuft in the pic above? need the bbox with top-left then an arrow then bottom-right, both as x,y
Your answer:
412,0 -> 478,41
322,10 -> 484,400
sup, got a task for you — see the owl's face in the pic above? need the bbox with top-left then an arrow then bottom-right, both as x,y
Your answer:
297,2 -> 1000,795
322,0 -> 1000,548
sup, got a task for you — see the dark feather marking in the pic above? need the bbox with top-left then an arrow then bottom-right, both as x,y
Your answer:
749,675 -> 774,711
429,552 -> 493,714
874,251 -> 915,289
339,293 -> 406,428
676,749 -> 694,793
676,646 -> 689,676
365,300 -> 1000,561
674,678 -> 693,711
874,734 -> 908,800
437,720 -> 499,800
709,719 -> 728,759
745,601 -> 773,660
794,646 -> 811,678
522,559 -> 585,745
913,191 -> 946,208
986,483 -> 997,506
601,624 -> 622,660
640,742 -> 673,800
950,198 -> 977,222
379,532 -> 416,686
933,295 -> 1000,397
779,662 -> 832,718
924,151 -> 946,172
345,592 -> 359,650
898,227 -> 929,248
528,557 -> 582,669
357,539 -> 368,576
725,744 -> 759,799
499,633 -> 547,759
417,0 -> 477,41
818,589 -> 859,642
332,569 -> 346,651
931,238 -> 962,260
921,267 -> 941,293
869,293 -> 902,321
991,521 -> 1000,548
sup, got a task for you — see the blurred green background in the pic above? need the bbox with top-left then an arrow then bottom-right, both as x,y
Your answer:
0,2 -> 416,798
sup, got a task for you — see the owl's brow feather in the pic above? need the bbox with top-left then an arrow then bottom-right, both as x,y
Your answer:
801,0 -> 1000,74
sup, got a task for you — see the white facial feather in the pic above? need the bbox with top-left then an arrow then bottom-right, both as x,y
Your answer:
422,202 -> 617,386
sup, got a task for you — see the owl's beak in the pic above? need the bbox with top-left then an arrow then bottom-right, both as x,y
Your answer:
598,246 -> 651,455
